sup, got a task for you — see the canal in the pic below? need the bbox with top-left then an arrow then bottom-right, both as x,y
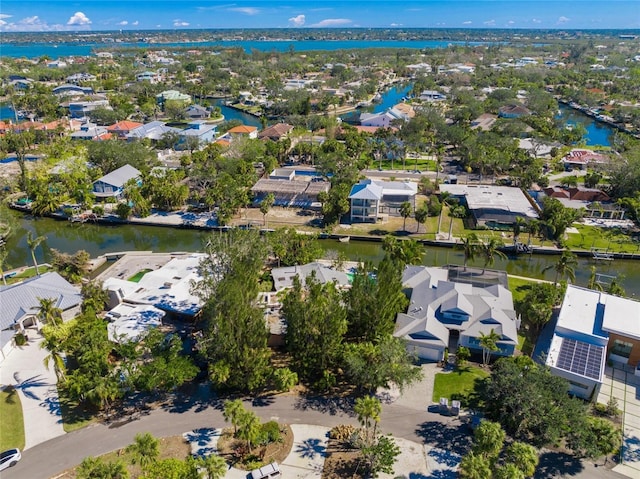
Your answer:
6,213 -> 640,298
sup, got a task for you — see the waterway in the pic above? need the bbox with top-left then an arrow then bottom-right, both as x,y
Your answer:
557,104 -> 613,147
5,213 -> 640,298
0,39 -> 487,59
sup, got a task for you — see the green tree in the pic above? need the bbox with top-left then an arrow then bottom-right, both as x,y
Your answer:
479,328 -> 501,366
473,420 -> 505,461
459,451 -> 492,479
399,201 -> 412,231
141,458 -> 199,479
479,238 -> 506,273
51,249 -> 91,283
494,464 -> 525,479
567,416 -> 621,461
355,395 -> 382,446
236,409 -> 262,452
196,230 -> 272,391
362,435 -> 401,478
414,205 -> 429,233
196,454 -> 227,479
543,250 -> 577,285
2,129 -> 36,191
272,368 -> 298,392
126,432 -> 160,467
81,281 -> 109,314
282,274 -> 347,384
223,399 -> 245,435
26,231 -> 46,276
37,296 -> 63,327
456,346 -> 471,367
41,322 -> 72,382
259,193 -> 275,227
267,228 -> 323,267
505,441 -> 539,477
343,336 -> 422,393
381,236 -> 425,266
456,233 -> 479,271
77,456 -> 129,479
515,282 -> 559,345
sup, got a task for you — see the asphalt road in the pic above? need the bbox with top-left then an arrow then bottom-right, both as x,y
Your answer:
4,392 -> 627,479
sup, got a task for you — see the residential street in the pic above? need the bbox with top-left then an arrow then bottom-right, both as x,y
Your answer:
3,385 -> 627,479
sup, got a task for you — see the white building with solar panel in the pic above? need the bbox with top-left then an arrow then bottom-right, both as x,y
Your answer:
546,284 -> 640,400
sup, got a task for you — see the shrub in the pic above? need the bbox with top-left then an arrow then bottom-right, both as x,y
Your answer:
14,333 -> 27,346
329,424 -> 357,442
258,421 -> 281,445
92,205 -> 104,216
115,203 -> 132,219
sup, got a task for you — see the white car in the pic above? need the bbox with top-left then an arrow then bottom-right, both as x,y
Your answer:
0,448 -> 21,471
249,462 -> 281,479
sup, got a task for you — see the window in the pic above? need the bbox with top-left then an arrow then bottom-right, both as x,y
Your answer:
611,340 -> 633,359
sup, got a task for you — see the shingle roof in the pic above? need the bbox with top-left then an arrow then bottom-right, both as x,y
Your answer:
228,125 -> 258,134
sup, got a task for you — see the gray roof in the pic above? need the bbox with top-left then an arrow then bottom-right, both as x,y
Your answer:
271,262 -> 350,291
349,181 -> 383,200
95,164 -> 141,189
394,267 -> 518,351
0,272 -> 82,332
126,121 -> 181,141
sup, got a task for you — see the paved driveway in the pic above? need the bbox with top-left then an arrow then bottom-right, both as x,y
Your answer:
0,330 -> 65,449
597,364 -> 640,479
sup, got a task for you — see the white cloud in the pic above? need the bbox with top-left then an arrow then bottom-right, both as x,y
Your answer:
229,7 -> 259,16
390,23 -> 402,27
557,16 -> 570,24
67,11 -> 91,26
288,14 -> 305,27
118,20 -> 128,26
507,20 -> 515,25
173,20 -> 190,27
462,21 -> 472,25
483,19 -> 496,26
309,18 -> 352,27
132,21 -> 139,26
532,18 -> 542,24
0,14 -> 11,26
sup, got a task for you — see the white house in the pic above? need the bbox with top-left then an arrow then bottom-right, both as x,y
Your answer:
348,179 -> 417,223
394,266 -> 519,362
92,164 -> 141,199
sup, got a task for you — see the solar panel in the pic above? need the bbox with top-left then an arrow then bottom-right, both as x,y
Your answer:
555,338 -> 604,380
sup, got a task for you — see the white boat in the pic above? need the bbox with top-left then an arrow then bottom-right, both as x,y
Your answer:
338,236 -> 350,243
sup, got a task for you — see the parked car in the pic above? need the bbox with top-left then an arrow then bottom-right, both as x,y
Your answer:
248,462 -> 281,479
0,448 -> 21,471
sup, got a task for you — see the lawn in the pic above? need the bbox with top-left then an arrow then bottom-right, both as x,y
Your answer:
58,386 -> 97,433
508,276 -> 539,303
0,387 -> 25,451
5,265 -> 54,285
376,157 -> 438,172
432,366 -> 489,408
564,224 -> 640,253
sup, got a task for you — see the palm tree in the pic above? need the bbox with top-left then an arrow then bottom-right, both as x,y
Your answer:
197,454 -> 227,479
415,206 -> 429,233
587,266 -> 603,291
526,219 -> 540,247
479,329 -> 501,366
126,432 -> 159,467
41,326 -> 67,382
354,395 -> 382,447
543,250 -> 577,285
400,201 -> 412,231
480,238 -> 507,273
260,193 -> 275,227
457,234 -> 479,271
0,244 -> 8,286
513,217 -> 526,245
37,297 -> 63,327
436,191 -> 452,235
26,231 -> 46,276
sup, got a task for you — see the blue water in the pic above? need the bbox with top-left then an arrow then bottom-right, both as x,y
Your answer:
0,39 -> 481,59
557,104 -> 612,147
212,100 -> 262,128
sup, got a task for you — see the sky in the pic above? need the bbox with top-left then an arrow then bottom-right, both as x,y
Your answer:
0,1 -> 638,32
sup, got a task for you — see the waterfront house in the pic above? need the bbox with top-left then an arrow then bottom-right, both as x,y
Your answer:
271,262 -> 351,291
419,90 -> 447,102
394,266 -> 519,362
258,123 -> 294,141
68,99 -> 111,119
92,164 -> 141,199
360,107 -> 410,128
544,285 -> 640,400
439,184 -> 539,229
136,71 -> 161,83
184,104 -> 210,120
348,179 -> 417,223
0,272 -> 81,362
227,124 -> 258,139
176,121 -> 217,149
251,167 -> 330,209
562,149 -> 609,170
65,73 -> 97,84
156,90 -> 191,108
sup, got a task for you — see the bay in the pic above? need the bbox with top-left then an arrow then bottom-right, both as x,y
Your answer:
557,104 -> 612,147
0,39 -> 480,59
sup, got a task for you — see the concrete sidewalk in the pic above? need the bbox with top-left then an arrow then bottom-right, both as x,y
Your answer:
0,330 -> 65,449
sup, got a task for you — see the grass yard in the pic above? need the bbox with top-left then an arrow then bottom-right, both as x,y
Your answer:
432,366 -> 489,408
4,265 -> 53,285
58,386 -> 97,433
508,276 -> 539,303
376,157 -> 438,172
0,387 -> 25,451
564,224 -> 640,253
